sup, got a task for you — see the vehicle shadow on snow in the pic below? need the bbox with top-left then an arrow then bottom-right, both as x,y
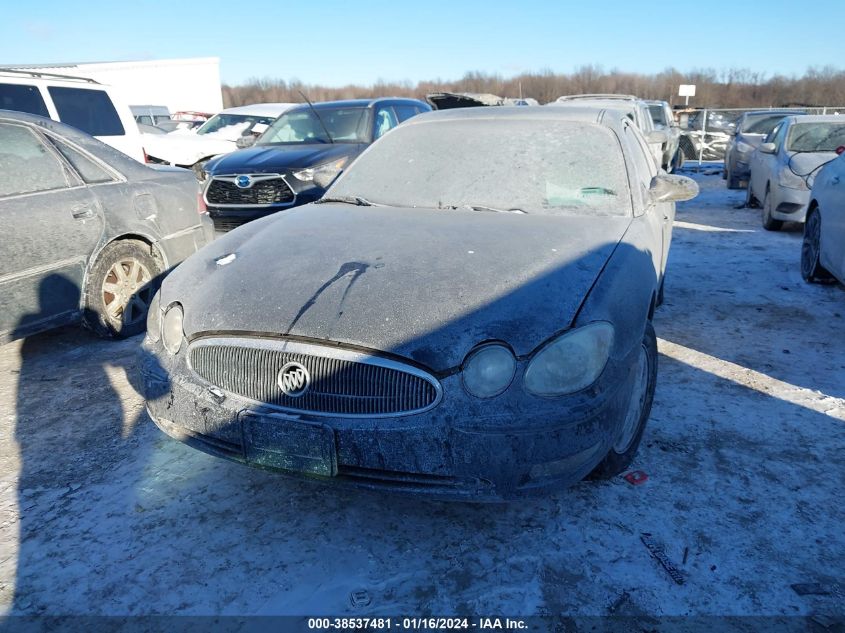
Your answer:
8,274 -> 158,616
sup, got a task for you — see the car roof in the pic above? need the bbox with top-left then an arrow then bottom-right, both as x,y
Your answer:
219,103 -> 298,116
741,109 -> 805,116
556,94 -> 639,102
285,98 -> 427,112
785,114 -> 845,124
404,105 -> 623,132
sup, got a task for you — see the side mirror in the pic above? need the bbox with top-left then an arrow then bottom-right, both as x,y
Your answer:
646,130 -> 668,145
650,174 -> 699,203
759,142 -> 776,154
236,135 -> 256,149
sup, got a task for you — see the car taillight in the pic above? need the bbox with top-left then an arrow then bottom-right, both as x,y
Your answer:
143,148 -> 150,163
197,192 -> 207,214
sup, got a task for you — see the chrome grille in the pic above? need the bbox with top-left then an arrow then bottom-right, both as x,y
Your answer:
188,338 -> 441,417
206,176 -> 294,206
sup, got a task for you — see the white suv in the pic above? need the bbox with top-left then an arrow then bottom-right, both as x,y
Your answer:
0,69 -> 144,162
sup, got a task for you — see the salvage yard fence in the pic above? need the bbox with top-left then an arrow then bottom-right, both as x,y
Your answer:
676,106 -> 845,167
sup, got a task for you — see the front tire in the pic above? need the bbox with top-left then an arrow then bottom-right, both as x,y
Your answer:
762,188 -> 783,231
83,240 -> 163,338
801,208 -> 834,283
588,321 -> 658,479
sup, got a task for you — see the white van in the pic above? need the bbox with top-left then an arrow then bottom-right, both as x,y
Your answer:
0,69 -> 145,162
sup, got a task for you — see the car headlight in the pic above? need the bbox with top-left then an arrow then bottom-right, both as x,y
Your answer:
524,322 -> 614,397
162,303 -> 185,355
735,141 -> 754,157
192,162 -> 208,182
778,168 -> 808,190
146,291 -> 161,342
293,157 -> 349,188
461,344 -> 516,399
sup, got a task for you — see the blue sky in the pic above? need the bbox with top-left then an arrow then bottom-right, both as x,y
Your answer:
2,0 -> 843,86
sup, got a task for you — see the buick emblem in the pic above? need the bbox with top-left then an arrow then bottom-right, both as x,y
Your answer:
278,362 -> 310,397
235,175 -> 252,188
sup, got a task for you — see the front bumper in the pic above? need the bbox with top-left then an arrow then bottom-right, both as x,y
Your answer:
139,335 -> 642,501
771,186 -> 810,222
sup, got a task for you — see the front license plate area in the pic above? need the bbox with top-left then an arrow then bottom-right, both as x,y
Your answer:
240,411 -> 337,477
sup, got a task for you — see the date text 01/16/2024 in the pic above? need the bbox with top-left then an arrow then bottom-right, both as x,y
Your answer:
307,618 -> 528,630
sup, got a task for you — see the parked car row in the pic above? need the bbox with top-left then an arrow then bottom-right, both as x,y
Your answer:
723,110 -> 845,288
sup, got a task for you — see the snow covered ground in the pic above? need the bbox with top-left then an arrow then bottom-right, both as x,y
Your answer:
0,167 -> 843,620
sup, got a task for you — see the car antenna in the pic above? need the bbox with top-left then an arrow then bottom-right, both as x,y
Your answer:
298,90 -> 334,144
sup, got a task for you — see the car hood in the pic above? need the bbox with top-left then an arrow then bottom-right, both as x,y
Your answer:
164,205 -> 631,372
789,151 -> 839,187
142,133 -> 236,166
205,143 -> 362,175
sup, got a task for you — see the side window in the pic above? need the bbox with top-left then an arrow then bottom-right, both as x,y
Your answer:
0,83 -> 50,117
624,124 -> 654,208
772,122 -> 789,151
764,122 -> 782,144
0,123 -> 70,197
48,137 -> 115,184
48,87 -> 125,137
374,106 -> 398,139
394,104 -> 422,123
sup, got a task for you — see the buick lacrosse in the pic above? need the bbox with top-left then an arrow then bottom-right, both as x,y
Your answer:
140,107 -> 697,499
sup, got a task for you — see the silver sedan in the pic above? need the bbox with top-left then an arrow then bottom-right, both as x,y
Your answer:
803,151 -> 845,285
0,110 -> 214,342
747,114 -> 845,230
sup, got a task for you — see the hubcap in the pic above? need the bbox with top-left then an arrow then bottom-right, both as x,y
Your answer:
801,212 -> 820,278
101,258 -> 153,327
614,344 -> 650,454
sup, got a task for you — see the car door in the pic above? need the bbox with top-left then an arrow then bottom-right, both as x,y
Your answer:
751,121 -> 782,202
766,121 -> 790,208
624,122 -> 668,277
0,121 -> 104,338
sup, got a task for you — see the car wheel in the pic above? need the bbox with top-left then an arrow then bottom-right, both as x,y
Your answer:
762,187 -> 783,231
588,321 -> 658,480
726,163 -> 741,189
801,208 -> 834,284
745,182 -> 758,208
83,239 -> 162,338
673,148 -> 685,172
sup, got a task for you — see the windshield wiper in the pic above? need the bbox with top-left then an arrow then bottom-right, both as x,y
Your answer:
440,203 -> 527,214
298,89 -> 334,144
316,195 -> 380,206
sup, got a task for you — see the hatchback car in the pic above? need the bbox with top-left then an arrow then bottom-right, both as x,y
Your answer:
724,109 -> 804,189
140,107 -> 697,500
747,115 -> 845,230
0,110 -> 213,342
197,98 -> 430,232
802,150 -> 845,285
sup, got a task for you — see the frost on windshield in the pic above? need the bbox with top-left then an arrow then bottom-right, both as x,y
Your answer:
787,123 -> 845,152
329,119 -> 632,216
